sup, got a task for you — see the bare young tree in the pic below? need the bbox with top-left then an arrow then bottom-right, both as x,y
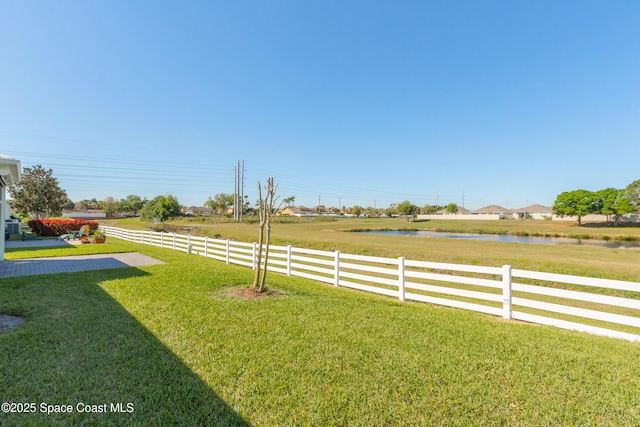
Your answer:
251,177 -> 283,293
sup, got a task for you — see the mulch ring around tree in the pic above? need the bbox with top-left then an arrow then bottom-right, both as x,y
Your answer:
0,314 -> 25,332
217,285 -> 286,301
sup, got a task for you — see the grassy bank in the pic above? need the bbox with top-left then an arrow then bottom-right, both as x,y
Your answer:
2,239 -> 640,425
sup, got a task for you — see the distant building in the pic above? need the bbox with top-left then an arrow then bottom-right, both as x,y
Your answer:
512,204 -> 553,220
435,206 -> 472,215
181,206 -> 213,216
471,205 -> 512,217
278,206 -> 316,217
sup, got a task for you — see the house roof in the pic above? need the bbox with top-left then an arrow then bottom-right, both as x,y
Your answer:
472,205 -> 512,214
0,154 -> 21,185
281,206 -> 315,215
435,206 -> 471,214
512,204 -> 552,213
293,206 -> 314,212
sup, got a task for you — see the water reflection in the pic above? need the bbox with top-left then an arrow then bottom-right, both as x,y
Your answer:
365,230 -> 640,248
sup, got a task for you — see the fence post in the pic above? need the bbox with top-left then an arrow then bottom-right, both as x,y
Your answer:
502,265 -> 512,319
187,234 -> 192,254
287,245 -> 292,276
334,251 -> 340,287
172,233 -> 176,250
226,240 -> 230,264
160,232 -> 164,248
398,257 -> 405,301
204,236 -> 208,257
252,242 -> 258,270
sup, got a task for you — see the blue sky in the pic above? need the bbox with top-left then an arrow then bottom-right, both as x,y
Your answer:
1,1 -> 639,210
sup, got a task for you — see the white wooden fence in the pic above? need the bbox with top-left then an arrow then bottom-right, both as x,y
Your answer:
101,226 -> 640,342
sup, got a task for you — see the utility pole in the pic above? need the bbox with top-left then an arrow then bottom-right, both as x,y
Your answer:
234,160 -> 244,221
241,159 -> 244,221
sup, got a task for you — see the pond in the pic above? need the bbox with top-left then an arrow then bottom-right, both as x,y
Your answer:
363,230 -> 640,248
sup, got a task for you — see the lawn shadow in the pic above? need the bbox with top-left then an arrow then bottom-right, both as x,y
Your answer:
0,267 -> 250,426
4,240 -> 79,255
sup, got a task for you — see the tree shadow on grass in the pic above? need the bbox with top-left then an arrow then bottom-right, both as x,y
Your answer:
4,243 -> 80,256
411,219 -> 431,223
0,267 -> 250,426
581,221 -> 640,229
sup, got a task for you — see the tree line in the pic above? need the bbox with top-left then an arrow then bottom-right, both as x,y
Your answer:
8,165 -> 640,226
8,165 -> 258,222
5,166 -> 467,222
552,180 -> 640,226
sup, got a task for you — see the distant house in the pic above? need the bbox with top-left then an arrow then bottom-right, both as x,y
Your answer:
512,204 -> 553,220
182,206 -> 213,216
314,206 -> 332,216
418,202 -> 553,221
471,205 -> 512,219
435,206 -> 472,215
278,206 -> 316,217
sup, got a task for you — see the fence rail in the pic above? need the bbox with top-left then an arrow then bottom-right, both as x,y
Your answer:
101,226 -> 640,342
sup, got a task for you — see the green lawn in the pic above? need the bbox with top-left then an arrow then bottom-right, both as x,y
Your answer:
2,239 -> 640,425
107,216 -> 640,282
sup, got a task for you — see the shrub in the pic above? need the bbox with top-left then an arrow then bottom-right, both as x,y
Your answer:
150,223 -> 179,233
27,219 -> 98,237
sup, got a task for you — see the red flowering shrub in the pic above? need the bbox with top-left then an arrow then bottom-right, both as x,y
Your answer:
27,219 -> 99,237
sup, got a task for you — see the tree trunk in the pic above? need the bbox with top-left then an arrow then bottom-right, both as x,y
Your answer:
252,184 -> 265,291
260,203 -> 273,290
251,177 -> 282,293
252,218 -> 265,291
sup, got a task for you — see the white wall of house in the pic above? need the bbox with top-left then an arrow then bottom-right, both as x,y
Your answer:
513,212 -> 552,220
1,155 -> 21,261
3,200 -> 10,220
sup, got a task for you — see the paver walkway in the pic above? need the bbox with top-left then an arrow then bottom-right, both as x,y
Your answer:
1,239 -> 164,278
